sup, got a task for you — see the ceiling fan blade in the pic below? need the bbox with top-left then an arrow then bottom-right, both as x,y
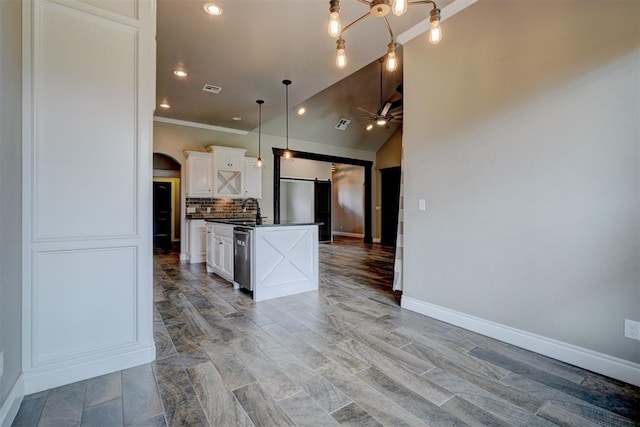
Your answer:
380,102 -> 392,116
356,106 -> 377,116
389,99 -> 402,111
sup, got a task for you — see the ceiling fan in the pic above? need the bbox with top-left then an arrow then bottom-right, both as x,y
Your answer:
356,58 -> 403,129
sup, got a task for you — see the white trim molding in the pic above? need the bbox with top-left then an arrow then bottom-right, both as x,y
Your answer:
401,296 -> 640,387
0,375 -> 24,427
332,231 -> 365,239
153,116 -> 249,135
23,344 -> 155,395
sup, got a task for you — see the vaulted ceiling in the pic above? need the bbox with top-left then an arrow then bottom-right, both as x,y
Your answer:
155,0 -> 453,151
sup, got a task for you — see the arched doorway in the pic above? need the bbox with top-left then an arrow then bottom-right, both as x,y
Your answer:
153,153 -> 181,252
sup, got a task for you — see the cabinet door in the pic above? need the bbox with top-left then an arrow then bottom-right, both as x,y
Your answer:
215,150 -> 244,171
188,220 -> 207,263
213,236 -> 224,271
222,237 -> 234,279
206,224 -> 215,270
187,153 -> 212,197
243,158 -> 262,199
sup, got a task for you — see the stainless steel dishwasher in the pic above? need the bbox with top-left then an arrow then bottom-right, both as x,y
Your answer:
233,227 -> 253,291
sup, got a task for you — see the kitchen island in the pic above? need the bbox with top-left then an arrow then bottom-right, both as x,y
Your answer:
205,219 -> 319,302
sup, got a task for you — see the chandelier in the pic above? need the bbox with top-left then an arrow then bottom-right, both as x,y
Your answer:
328,0 -> 442,71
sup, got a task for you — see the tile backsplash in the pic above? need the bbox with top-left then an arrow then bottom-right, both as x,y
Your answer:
185,198 -> 259,219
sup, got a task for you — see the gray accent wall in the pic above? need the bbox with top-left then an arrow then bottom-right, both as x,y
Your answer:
0,0 -> 22,409
403,1 -> 639,363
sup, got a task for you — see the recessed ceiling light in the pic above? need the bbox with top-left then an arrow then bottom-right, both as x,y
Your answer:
159,103 -> 171,109
366,124 -> 373,131
173,69 -> 188,78
297,107 -> 306,115
203,3 -> 222,15
232,117 -> 242,121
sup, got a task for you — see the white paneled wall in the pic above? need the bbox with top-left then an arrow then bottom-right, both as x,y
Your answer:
22,0 -> 155,393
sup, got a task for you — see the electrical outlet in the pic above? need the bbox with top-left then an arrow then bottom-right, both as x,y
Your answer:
624,319 -> 640,341
206,207 -> 211,213
0,351 -> 4,379
186,207 -> 196,214
418,199 -> 426,211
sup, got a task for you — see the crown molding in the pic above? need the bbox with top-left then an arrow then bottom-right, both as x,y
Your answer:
153,116 -> 249,135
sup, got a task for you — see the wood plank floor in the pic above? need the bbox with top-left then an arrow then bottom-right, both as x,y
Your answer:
13,236 -> 640,426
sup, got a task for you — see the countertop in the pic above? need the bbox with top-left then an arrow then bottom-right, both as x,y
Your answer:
204,218 -> 321,228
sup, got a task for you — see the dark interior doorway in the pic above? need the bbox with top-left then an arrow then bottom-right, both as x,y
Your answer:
380,166 -> 401,247
153,181 -> 172,250
314,180 -> 332,242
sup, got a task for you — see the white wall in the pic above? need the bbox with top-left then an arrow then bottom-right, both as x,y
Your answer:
21,0 -> 156,393
403,0 -> 640,382
0,0 -> 23,422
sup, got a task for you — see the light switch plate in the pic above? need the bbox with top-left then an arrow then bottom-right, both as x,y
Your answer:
624,319 -> 640,340
418,199 -> 426,211
187,207 -> 196,214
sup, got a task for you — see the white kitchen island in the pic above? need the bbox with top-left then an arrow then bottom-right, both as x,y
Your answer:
206,220 -> 319,302
252,223 -> 319,302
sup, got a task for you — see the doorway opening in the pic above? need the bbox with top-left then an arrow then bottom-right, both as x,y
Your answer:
153,153 -> 181,252
272,148 -> 373,243
380,166 -> 401,247
331,163 -> 366,242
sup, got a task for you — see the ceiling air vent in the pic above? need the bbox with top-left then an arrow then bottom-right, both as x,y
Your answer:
335,118 -> 351,130
202,84 -> 222,94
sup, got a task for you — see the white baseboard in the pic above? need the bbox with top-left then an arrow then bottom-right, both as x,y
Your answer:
188,254 -> 205,264
401,296 -> 640,387
0,374 -> 24,427
23,344 -> 155,394
179,253 -> 188,261
332,231 -> 364,238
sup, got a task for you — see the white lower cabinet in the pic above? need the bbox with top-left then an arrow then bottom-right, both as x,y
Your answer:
206,223 -> 234,282
205,222 -> 215,272
188,219 -> 207,263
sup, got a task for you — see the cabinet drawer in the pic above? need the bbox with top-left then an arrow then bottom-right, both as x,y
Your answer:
213,224 -> 234,238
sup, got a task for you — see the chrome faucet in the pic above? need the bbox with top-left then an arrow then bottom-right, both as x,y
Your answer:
241,198 -> 262,224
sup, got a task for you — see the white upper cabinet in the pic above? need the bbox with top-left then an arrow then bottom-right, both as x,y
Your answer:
243,158 -> 263,199
185,151 -> 213,197
209,146 -> 246,198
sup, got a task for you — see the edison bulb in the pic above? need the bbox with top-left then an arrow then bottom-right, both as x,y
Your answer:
283,150 -> 292,159
336,48 -> 347,69
328,12 -> 341,37
255,157 -> 263,168
392,0 -> 407,16
386,51 -> 397,72
429,20 -> 442,44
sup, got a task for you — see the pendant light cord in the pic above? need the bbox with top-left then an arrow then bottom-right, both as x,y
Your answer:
256,99 -> 264,163
283,79 -> 291,151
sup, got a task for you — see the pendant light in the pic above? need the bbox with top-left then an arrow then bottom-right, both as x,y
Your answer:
255,99 -> 264,168
327,0 -> 443,70
282,79 -> 292,160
